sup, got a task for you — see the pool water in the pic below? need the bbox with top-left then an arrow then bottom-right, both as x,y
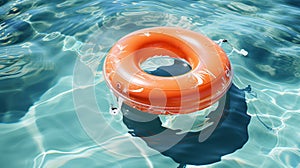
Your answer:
1,0 -> 300,167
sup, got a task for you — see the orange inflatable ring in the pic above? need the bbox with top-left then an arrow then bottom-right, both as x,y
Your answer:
104,27 -> 232,115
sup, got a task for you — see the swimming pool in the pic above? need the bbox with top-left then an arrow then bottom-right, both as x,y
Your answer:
0,0 -> 299,167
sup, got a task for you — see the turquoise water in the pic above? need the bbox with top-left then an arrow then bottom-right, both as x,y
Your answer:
1,0 -> 300,167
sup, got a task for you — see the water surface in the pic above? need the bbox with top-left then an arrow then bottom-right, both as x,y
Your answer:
0,0 -> 299,167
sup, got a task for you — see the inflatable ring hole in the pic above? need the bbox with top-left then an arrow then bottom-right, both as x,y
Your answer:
140,56 -> 192,77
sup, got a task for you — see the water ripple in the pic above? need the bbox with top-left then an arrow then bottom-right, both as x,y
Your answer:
0,19 -> 34,46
